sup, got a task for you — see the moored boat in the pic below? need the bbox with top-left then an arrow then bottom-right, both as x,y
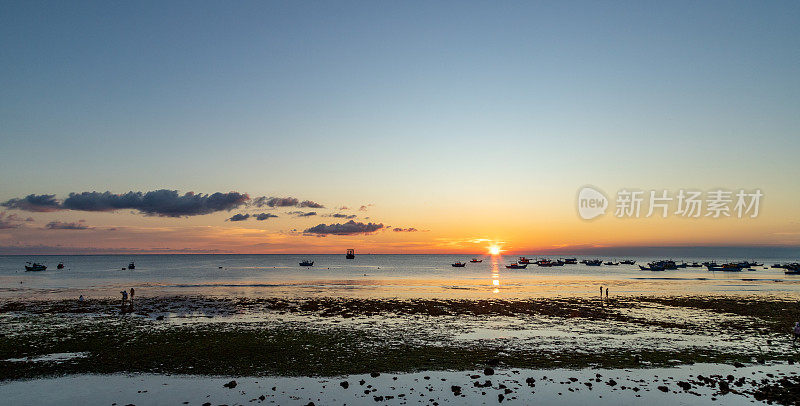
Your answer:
56,262 -> 65,269
620,260 -> 636,265
585,259 -> 602,266
639,264 -> 665,271
604,261 -> 619,266
451,261 -> 467,267
299,260 -> 314,267
470,258 -> 483,263
506,262 -> 528,269
24,262 -> 47,272
563,258 -> 577,264
127,262 -> 135,270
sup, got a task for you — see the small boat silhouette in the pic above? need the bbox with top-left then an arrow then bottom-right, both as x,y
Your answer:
56,262 -> 65,269
451,261 -> 467,267
25,262 -> 47,272
299,260 -> 314,266
127,262 -> 135,270
506,262 -> 528,269
470,258 -> 483,263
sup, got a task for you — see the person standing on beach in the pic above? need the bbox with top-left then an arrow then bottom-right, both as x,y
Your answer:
120,290 -> 128,312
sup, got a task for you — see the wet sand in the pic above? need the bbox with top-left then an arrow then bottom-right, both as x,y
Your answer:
2,294 -> 800,404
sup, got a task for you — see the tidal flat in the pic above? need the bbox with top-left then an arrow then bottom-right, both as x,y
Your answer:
2,295 -> 800,404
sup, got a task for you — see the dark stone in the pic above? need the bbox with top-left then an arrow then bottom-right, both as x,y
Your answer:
658,385 -> 669,392
733,362 -> 745,368
606,379 -> 617,387
484,367 -> 495,376
340,381 -> 349,389
223,380 -> 237,389
498,393 -> 504,402
451,385 -> 462,394
677,381 -> 691,391
370,372 -> 380,378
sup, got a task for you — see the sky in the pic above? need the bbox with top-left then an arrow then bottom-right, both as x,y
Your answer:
1,1 -> 799,254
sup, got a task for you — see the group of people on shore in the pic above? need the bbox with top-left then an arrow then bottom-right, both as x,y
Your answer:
120,288 -> 135,313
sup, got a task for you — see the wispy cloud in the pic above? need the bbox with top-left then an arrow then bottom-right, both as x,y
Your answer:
327,213 -> 357,219
254,213 -> 278,221
392,227 -> 419,232
45,220 -> 92,230
288,211 -> 317,217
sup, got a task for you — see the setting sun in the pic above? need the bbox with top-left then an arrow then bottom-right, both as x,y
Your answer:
488,245 -> 501,255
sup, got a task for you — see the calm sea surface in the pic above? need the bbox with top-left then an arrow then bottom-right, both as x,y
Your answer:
1,253 -> 799,299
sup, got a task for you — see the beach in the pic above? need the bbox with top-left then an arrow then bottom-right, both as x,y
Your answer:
2,254 -> 800,404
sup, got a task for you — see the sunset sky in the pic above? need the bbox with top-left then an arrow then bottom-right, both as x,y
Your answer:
1,1 -> 799,254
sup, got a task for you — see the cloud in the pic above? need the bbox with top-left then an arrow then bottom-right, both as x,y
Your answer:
2,190 -> 249,217
393,227 -> 419,232
45,220 -> 92,230
252,196 -> 299,208
228,213 -> 250,222
61,190 -> 249,217
1,194 -> 62,212
0,212 -> 24,229
328,213 -> 357,219
298,200 -> 325,208
254,213 -> 278,221
288,211 -> 317,217
304,220 -> 384,236
358,204 -> 374,211
252,196 -> 325,209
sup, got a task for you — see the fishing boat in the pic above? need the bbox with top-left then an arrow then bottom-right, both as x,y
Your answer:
785,264 -> 800,275
604,261 -> 619,266
585,259 -> 602,266
563,258 -> 577,264
518,257 -> 532,264
127,262 -> 135,270
771,263 -> 785,269
707,263 -> 743,272
676,262 -> 688,268
552,259 -> 565,266
346,249 -> 355,259
639,264 -> 665,271
506,262 -> 528,269
650,260 -> 678,270
687,262 -> 702,268
470,258 -> 483,263
451,261 -> 467,267
620,260 -> 636,265
299,260 -> 314,267
56,262 -> 65,269
25,262 -> 47,272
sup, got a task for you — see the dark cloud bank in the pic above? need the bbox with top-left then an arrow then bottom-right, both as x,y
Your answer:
1,190 -> 248,217
304,220 -> 384,236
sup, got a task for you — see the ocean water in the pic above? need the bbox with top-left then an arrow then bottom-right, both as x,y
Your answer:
1,253 -> 799,300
